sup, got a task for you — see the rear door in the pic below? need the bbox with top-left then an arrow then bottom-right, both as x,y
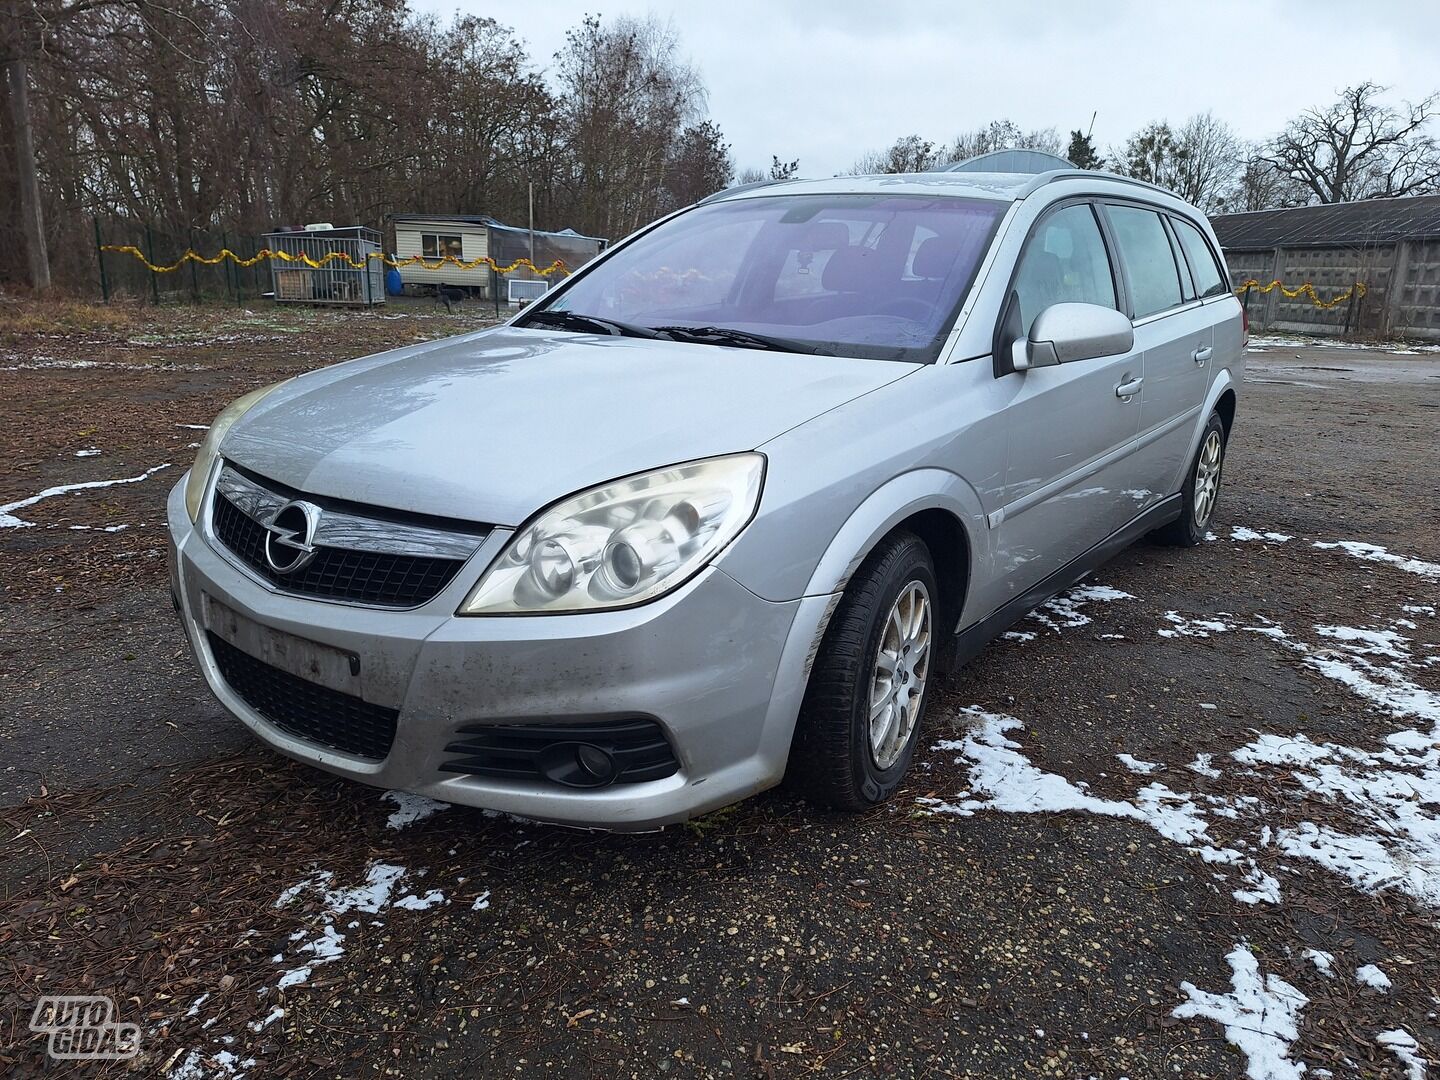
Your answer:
993,200 -> 1148,594
1101,204 -> 1213,506
1169,211 -> 1243,426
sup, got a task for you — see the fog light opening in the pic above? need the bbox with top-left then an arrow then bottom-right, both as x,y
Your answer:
535,740 -> 619,787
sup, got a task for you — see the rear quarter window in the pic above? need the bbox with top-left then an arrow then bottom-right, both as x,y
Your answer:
1170,217 -> 1229,299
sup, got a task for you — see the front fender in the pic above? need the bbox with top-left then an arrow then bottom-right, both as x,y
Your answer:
740,469 -> 988,784
800,468 -> 988,613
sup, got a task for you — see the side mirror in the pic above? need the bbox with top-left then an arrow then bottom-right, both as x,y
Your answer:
1012,302 -> 1135,371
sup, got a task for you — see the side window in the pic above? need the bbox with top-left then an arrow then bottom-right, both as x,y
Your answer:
422,234 -> 463,259
1170,217 -> 1229,299
1168,220 -> 1197,302
1105,206 -> 1184,318
1011,204 -> 1117,335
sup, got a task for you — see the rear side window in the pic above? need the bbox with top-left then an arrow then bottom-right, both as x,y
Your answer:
1011,204 -> 1116,335
1106,206 -> 1184,318
1170,217 -> 1229,299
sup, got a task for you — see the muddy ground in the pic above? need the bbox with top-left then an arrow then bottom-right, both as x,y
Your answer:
1,300 -> 1437,1079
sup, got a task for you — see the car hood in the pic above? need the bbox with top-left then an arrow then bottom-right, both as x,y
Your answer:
221,326 -> 916,526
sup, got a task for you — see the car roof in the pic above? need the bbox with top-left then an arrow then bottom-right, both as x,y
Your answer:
708,170 -> 1194,212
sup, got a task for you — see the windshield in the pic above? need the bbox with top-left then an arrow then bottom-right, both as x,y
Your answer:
523,193 -> 1007,362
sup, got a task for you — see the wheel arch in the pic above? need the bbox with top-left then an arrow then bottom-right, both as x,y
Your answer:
1172,369 -> 1239,493
1214,385 -> 1237,441
800,469 -> 986,664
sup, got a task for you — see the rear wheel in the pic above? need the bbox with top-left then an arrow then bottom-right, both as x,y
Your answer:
791,532 -> 937,810
1155,411 -> 1226,546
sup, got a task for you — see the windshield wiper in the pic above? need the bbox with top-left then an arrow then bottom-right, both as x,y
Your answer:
523,309 -> 669,340
654,325 -> 833,356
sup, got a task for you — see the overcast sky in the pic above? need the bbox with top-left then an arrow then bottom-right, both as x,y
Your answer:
412,0 -> 1440,177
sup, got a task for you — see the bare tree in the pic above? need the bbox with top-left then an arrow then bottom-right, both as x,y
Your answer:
5,55 -> 48,289
1230,147 -> 1307,212
1111,121 -> 1176,184
849,134 -> 936,175
1170,112 -> 1243,211
2,0 -> 131,289
941,119 -> 1060,164
1111,113 -> 1242,211
554,14 -> 706,237
1261,82 -> 1440,202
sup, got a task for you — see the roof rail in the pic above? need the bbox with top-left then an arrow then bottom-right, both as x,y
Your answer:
697,179 -> 789,205
1017,169 -> 1179,200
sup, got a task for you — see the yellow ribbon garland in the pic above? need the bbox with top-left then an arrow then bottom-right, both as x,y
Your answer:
102,245 -> 1365,310
1235,279 -> 1366,310
100,244 -> 571,277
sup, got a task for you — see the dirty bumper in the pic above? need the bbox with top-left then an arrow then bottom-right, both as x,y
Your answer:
166,478 -> 810,830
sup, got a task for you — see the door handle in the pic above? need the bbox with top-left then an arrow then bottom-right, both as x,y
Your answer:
1115,377 -> 1143,399
1192,345 -> 1213,364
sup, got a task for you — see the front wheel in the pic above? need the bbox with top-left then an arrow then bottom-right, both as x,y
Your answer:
791,532 -> 937,811
1155,411 -> 1227,546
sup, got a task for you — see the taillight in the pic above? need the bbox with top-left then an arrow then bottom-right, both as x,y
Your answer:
1240,305 -> 1249,345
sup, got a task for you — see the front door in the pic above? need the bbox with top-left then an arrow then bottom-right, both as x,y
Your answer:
992,201 -> 1148,600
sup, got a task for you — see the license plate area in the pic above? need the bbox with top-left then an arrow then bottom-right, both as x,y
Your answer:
202,594 -> 361,696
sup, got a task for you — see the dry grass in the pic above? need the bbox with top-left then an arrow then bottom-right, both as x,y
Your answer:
0,295 -> 150,338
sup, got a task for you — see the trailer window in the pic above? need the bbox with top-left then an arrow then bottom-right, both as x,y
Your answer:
422,234 -> 464,260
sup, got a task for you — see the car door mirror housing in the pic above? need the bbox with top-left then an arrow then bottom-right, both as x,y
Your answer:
1013,303 -> 1135,371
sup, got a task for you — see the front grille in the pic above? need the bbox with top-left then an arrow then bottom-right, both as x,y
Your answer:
212,492 -> 464,607
440,719 -> 680,786
207,632 -> 397,760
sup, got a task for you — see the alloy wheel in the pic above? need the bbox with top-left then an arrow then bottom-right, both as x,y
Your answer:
868,580 -> 932,770
1193,430 -> 1223,525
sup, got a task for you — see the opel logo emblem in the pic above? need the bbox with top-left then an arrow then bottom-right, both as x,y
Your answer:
263,500 -> 321,574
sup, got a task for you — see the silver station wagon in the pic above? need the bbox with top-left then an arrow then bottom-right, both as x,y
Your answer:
167,168 -> 1244,830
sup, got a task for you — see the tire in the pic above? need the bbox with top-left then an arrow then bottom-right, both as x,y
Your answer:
1155,411 -> 1227,547
791,531 -> 938,811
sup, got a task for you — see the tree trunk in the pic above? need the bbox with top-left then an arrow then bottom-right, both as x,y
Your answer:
6,57 -> 49,291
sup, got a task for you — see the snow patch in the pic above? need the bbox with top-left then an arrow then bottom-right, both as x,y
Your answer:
1377,1028 -> 1429,1080
0,463 -> 172,528
1313,540 -> 1440,579
924,708 -> 1274,900
248,1006 -> 284,1032
269,862 -> 427,990
1159,611 -> 1233,638
1189,753 -> 1222,779
382,790 -> 449,829
169,1047 -> 257,1079
1026,583 -> 1134,633
1173,945 -> 1308,1080
394,889 -> 448,911
1356,963 -> 1392,991
1231,527 -> 1292,543
1116,753 -> 1161,774
1303,949 -> 1334,977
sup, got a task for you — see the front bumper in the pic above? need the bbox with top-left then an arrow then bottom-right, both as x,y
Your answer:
167,476 -> 822,830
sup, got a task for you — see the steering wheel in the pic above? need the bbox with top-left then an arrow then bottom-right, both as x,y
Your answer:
873,297 -> 934,322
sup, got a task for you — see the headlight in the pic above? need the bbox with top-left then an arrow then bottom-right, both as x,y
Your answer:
460,454 -> 764,615
183,380 -> 289,521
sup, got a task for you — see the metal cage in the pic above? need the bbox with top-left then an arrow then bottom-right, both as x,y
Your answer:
264,226 -> 384,306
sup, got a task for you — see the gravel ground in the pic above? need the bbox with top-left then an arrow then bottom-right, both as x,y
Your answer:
1,302 -> 1438,1079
